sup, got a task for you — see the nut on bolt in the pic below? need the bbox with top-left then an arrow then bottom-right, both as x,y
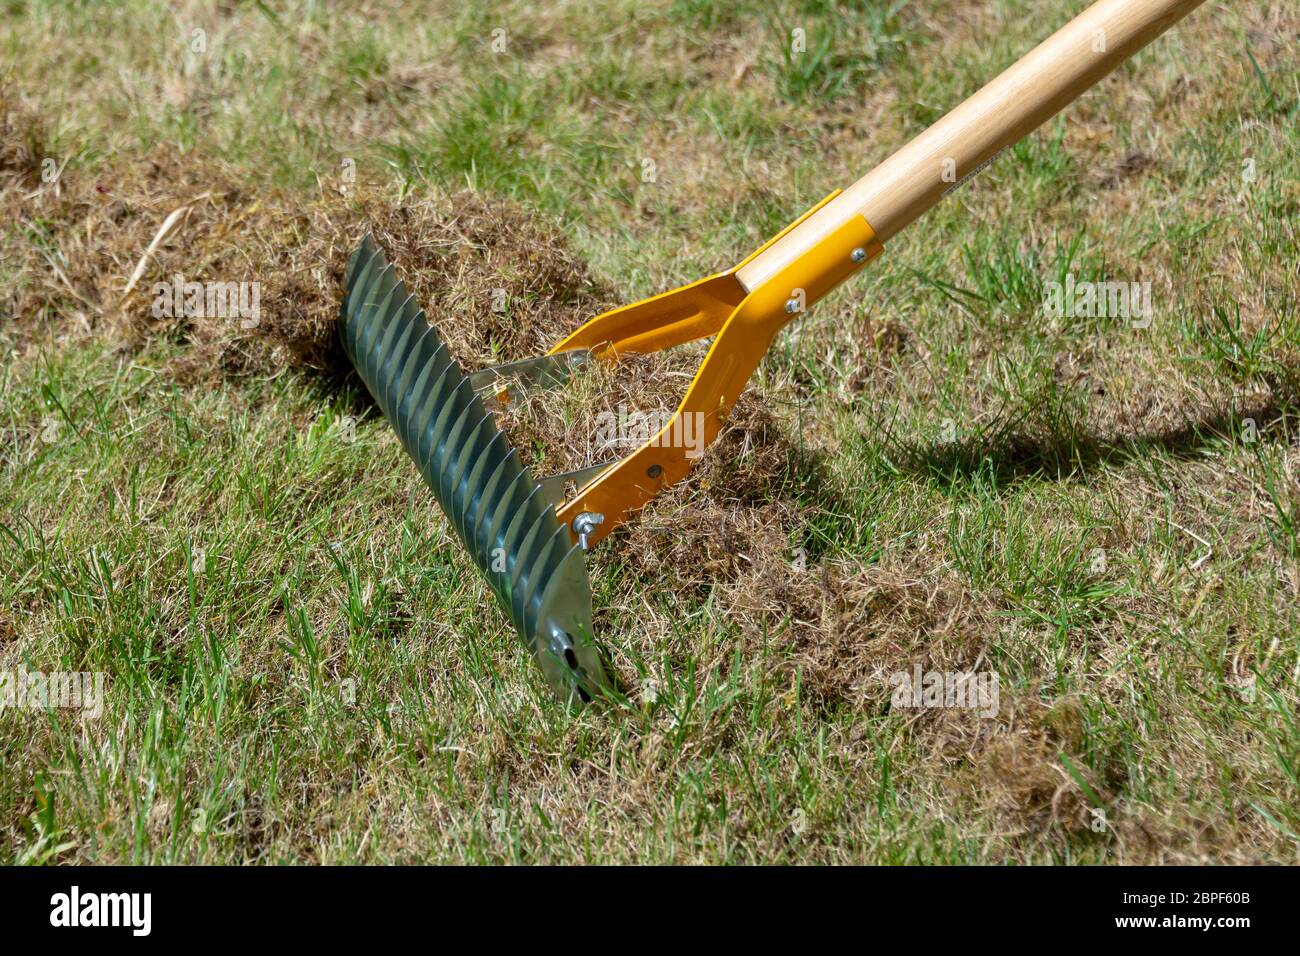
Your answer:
572,511 -> 605,550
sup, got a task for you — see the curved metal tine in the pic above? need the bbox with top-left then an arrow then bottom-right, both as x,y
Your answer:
408,346 -> 457,470
478,466 -> 532,580
454,428 -> 510,549
417,374 -> 472,495
395,339 -> 450,457
355,267 -> 403,394
341,251 -> 387,359
385,321 -> 440,448
506,506 -> 557,634
497,485 -> 548,625
518,524 -> 570,644
376,312 -> 422,423
344,235 -> 381,297
444,413 -> 496,545
435,398 -> 486,511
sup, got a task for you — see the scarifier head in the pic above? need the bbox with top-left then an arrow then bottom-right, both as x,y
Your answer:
339,236 -> 608,704
336,195 -> 878,702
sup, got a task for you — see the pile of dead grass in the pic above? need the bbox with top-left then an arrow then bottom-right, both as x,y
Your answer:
608,391 -> 1112,840
616,397 -> 1001,707
3,93 -> 611,382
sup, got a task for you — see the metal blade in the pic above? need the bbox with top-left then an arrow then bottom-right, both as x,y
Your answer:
338,235 -> 608,704
467,349 -> 591,404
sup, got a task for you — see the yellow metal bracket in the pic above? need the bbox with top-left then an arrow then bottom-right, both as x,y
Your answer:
549,190 -> 843,357
551,196 -> 883,547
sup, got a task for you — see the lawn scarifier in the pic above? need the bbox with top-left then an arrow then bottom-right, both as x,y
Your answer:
339,0 -> 1207,703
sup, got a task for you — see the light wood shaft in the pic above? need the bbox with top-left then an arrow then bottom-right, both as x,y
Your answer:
735,0 -> 1206,293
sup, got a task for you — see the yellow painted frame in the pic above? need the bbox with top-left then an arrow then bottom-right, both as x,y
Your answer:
550,194 -> 883,547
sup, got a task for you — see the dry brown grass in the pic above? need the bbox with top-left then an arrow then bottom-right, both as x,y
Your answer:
2,95 -> 610,386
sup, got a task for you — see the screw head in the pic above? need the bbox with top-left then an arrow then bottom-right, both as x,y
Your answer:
850,247 -> 867,263
646,464 -> 663,479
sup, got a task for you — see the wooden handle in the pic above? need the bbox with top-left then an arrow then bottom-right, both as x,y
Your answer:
735,0 -> 1207,293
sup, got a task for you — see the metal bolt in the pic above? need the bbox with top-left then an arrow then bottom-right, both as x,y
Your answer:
572,511 -> 604,550
851,247 -> 867,263
784,298 -> 799,314
646,464 -> 663,479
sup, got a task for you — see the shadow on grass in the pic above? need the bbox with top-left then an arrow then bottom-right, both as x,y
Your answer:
885,392 -> 1297,489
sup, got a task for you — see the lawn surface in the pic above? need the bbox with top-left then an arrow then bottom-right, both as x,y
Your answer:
2,0 -> 1298,863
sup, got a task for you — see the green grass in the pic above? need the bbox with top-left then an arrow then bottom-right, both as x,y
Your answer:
3,0 -> 1299,863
